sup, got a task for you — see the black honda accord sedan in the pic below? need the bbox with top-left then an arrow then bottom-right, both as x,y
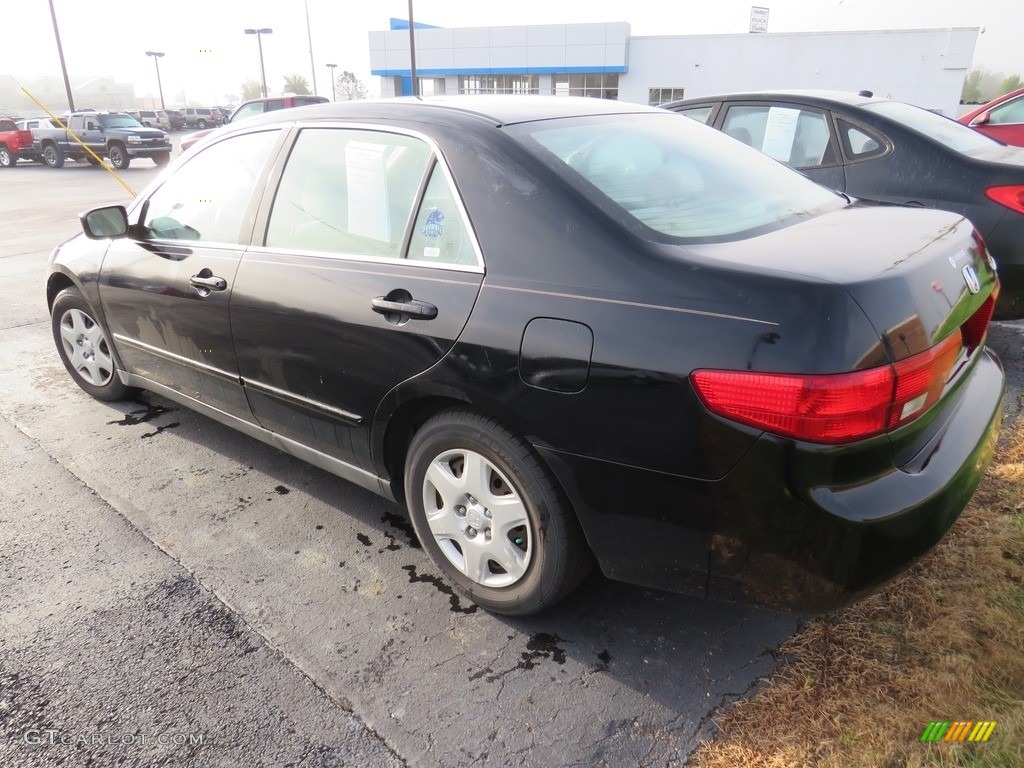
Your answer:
47,97 -> 1003,616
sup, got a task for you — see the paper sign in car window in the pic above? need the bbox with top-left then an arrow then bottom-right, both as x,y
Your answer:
761,107 -> 801,163
345,141 -> 391,242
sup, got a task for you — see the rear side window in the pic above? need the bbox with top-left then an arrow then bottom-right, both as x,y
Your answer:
722,105 -> 837,168
0,119 -> 16,132
673,106 -> 714,125
508,112 -> 841,242
864,101 -> 998,154
266,128 -> 432,259
837,119 -> 887,160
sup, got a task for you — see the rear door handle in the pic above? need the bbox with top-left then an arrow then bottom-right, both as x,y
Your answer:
371,297 -> 438,320
190,271 -> 227,297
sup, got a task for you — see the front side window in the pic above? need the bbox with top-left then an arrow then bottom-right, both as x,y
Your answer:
990,95 -> 1024,125
264,100 -> 287,112
231,102 -> 265,123
507,112 -> 841,241
142,130 -> 279,243
722,105 -> 836,168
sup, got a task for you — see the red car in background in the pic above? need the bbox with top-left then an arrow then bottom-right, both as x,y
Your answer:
959,88 -> 1024,147
0,117 -> 35,166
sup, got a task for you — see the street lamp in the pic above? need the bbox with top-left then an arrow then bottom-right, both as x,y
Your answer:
326,63 -> 337,101
244,28 -> 273,98
145,51 -> 165,110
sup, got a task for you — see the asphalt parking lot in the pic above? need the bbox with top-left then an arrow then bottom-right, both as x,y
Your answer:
0,159 -> 804,766
2,157 -> 1022,767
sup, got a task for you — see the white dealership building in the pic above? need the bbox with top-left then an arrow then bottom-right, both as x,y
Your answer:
370,20 -> 979,116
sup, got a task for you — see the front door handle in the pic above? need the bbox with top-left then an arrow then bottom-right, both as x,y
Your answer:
371,296 -> 438,320
190,270 -> 227,297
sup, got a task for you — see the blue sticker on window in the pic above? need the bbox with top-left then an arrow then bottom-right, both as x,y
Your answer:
423,207 -> 444,238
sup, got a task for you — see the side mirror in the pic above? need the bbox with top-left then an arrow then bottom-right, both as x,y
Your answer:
970,111 -> 992,127
81,205 -> 129,239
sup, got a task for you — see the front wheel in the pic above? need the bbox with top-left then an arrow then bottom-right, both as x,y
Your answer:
108,143 -> 130,170
0,147 -> 13,167
405,409 -> 591,615
51,287 -> 136,401
42,144 -> 64,168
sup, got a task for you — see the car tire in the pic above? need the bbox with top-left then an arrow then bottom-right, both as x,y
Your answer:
85,155 -> 101,166
108,143 -> 130,170
153,152 -> 170,167
51,287 -> 137,402
42,144 -> 64,168
0,147 -> 13,167
404,408 -> 592,615
197,119 -> 208,129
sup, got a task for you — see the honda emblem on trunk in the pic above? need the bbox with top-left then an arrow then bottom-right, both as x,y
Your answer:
962,265 -> 981,295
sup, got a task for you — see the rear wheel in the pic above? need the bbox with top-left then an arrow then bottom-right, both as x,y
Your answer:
108,143 -> 130,170
0,147 -> 13,167
42,144 -> 64,168
51,287 -> 136,401
153,152 -> 170,167
85,155 -> 101,166
197,118 -> 208,129
405,409 -> 591,615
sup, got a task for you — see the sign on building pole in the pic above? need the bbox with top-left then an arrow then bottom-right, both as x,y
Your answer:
750,6 -> 769,34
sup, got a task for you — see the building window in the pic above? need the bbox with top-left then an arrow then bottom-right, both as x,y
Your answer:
418,78 -> 446,96
458,74 -> 539,95
553,74 -> 619,100
649,88 -> 686,106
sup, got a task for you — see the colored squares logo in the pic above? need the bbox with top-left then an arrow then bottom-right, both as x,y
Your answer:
920,721 -> 996,742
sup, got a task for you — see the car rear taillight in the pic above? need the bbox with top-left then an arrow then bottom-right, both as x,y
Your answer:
986,185 -> 1024,215
692,332 -> 964,445
962,284 -> 998,353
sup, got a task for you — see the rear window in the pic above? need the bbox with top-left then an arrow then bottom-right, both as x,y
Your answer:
506,112 -> 841,242
864,101 -> 1000,154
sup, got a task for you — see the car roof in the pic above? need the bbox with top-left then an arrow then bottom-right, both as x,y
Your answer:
243,95 -> 665,129
664,90 -> 888,110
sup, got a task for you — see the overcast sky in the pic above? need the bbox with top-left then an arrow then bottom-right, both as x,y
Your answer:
2,0 -> 1017,106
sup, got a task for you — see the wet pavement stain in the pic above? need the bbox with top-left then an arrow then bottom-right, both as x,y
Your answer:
595,649 -> 612,672
400,565 -> 478,614
470,632 -> 570,682
274,485 -> 290,495
140,422 -> 181,439
106,399 -> 175,426
381,512 -> 421,549
356,533 -> 372,547
378,530 -> 402,553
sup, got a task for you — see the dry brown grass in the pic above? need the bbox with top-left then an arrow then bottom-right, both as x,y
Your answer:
689,419 -> 1024,768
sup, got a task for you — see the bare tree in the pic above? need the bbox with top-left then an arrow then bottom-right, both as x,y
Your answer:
336,71 -> 369,101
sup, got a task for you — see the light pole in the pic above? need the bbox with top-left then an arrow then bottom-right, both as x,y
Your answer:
47,0 -> 75,111
407,0 -> 418,96
326,63 -> 337,101
244,28 -> 273,98
145,51 -> 165,110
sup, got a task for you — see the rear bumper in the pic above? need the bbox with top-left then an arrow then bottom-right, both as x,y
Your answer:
540,349 -> 1004,613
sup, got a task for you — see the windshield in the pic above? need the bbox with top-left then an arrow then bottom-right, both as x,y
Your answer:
99,114 -> 144,129
506,112 -> 842,242
863,101 -> 1001,153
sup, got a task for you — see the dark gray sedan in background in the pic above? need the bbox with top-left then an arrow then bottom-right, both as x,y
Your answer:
666,91 -> 1024,318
